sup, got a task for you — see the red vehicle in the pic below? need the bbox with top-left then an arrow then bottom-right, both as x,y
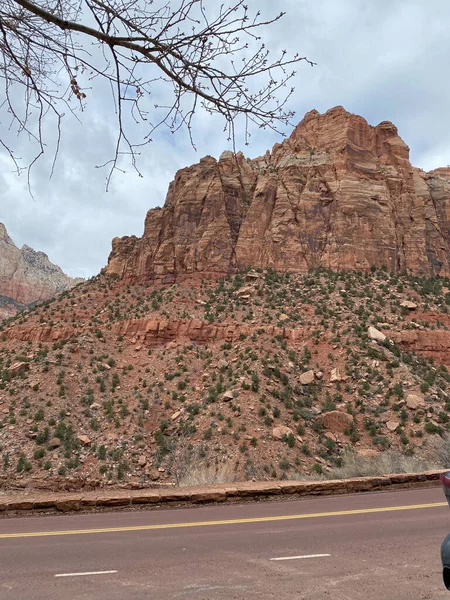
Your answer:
441,473 -> 450,589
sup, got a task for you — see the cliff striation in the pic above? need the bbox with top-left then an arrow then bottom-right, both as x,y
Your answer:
106,106 -> 450,282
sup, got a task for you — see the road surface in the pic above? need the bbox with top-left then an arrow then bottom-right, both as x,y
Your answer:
0,487 -> 448,599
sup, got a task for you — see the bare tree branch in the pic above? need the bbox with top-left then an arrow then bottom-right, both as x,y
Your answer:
0,0 -> 314,188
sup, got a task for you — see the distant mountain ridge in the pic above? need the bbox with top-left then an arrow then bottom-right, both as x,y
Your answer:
0,223 -> 83,319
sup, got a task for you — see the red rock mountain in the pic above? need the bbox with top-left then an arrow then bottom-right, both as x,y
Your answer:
0,223 -> 82,319
106,106 -> 450,282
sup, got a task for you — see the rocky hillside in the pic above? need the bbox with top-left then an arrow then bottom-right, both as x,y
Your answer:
0,223 -> 83,320
106,106 -> 450,283
2,106 -> 450,494
1,267 -> 450,492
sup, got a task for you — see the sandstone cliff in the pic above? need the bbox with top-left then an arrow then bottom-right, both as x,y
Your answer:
0,223 -> 83,319
106,106 -> 450,282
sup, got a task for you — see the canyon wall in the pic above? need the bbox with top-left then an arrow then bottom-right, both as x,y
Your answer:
106,106 -> 450,282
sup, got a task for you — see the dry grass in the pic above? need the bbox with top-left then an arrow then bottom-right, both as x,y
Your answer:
291,438 -> 450,482
177,437 -> 450,486
429,435 -> 450,469
326,448 -> 439,480
177,463 -> 236,487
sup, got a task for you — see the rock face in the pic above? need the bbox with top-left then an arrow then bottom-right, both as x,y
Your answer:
3,317 -> 307,346
0,223 -> 82,319
106,106 -> 450,282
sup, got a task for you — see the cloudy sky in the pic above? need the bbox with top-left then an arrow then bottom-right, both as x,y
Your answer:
1,0 -> 450,279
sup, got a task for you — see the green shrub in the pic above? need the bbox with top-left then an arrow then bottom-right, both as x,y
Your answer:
33,448 -> 45,460
425,421 -> 443,435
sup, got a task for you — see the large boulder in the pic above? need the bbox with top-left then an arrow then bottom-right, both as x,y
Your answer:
406,394 -> 425,410
76,434 -> 91,446
368,326 -> 386,343
330,367 -> 343,382
321,411 -> 354,434
386,420 -> 400,432
400,300 -> 417,310
272,426 -> 293,440
7,362 -> 30,378
299,370 -> 315,385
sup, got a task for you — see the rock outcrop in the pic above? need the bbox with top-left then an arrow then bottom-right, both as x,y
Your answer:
106,106 -> 450,282
0,223 -> 83,319
3,317 -> 307,345
389,329 -> 450,365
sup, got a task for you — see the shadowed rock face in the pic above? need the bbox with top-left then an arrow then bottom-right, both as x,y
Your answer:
0,223 -> 83,319
106,106 -> 450,282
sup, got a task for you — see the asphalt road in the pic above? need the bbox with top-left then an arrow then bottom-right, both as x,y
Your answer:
0,487 -> 449,600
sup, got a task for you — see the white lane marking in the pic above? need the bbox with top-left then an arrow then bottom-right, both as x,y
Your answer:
55,570 -> 117,578
270,554 -> 331,561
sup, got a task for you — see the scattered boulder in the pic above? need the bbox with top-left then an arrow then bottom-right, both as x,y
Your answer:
278,313 -> 289,322
321,411 -> 353,434
400,300 -> 417,310
406,394 -> 425,410
138,455 -> 147,467
222,390 -> 235,401
386,420 -> 400,432
148,469 -> 160,481
48,438 -> 61,449
272,426 -> 293,440
330,367 -> 343,383
77,434 -> 91,446
171,410 -> 182,421
245,271 -> 261,281
299,370 -> 315,385
368,326 -> 386,343
7,362 -> 30,378
237,286 -> 254,297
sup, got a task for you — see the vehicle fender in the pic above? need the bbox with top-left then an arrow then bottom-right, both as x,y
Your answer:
441,533 -> 450,590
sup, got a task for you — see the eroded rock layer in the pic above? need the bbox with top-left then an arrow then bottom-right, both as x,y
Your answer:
106,106 -> 450,282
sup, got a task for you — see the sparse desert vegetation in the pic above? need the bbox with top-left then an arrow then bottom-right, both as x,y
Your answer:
1,266 -> 450,491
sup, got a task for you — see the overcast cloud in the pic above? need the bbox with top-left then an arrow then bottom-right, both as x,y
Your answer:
1,0 -> 450,278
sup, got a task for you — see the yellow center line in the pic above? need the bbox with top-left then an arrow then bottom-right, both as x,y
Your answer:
0,501 -> 446,540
